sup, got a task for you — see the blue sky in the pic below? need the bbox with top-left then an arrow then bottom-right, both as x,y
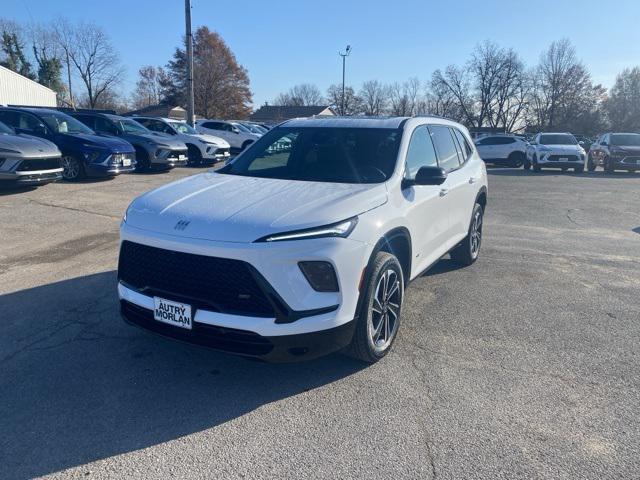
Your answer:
4,0 -> 640,108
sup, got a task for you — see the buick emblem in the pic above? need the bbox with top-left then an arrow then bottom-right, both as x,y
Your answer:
174,220 -> 190,231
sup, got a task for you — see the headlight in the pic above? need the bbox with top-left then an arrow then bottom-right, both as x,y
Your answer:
122,204 -> 132,223
255,217 -> 358,243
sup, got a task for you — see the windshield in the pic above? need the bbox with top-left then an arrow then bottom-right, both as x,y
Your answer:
610,134 -> 640,146
232,122 -> 252,133
222,126 -> 401,184
0,121 -> 14,135
539,134 -> 578,145
41,112 -> 94,134
116,119 -> 150,134
170,122 -> 198,134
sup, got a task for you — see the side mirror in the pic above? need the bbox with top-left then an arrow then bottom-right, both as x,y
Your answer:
403,166 -> 448,188
579,141 -> 585,146
232,127 -> 240,134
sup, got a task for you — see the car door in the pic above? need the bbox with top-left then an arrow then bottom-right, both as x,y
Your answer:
428,125 -> 470,243
474,136 -> 496,161
201,122 -> 233,145
400,125 -> 451,272
495,137 -> 515,159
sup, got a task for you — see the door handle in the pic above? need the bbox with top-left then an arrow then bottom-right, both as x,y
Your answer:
439,188 -> 449,197
469,177 -> 477,184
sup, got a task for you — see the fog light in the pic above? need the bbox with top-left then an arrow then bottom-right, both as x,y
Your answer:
298,261 -> 339,292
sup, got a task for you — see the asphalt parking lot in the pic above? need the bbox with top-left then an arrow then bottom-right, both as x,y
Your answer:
1,167 -> 639,479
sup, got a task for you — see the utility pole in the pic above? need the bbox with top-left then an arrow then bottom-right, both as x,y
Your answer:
65,50 -> 74,109
185,0 -> 195,126
338,45 -> 351,116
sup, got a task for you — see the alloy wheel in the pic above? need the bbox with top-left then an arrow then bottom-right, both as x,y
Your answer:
470,209 -> 483,258
369,269 -> 401,351
61,156 -> 79,180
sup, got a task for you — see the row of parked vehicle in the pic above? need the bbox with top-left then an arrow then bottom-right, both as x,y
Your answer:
0,105 -> 269,188
474,132 -> 640,173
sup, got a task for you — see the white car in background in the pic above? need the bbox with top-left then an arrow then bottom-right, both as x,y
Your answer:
132,117 -> 231,164
525,133 -> 586,173
474,134 -> 527,168
195,119 -> 261,151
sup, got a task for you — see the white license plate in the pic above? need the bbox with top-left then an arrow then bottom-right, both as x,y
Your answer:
122,158 -> 132,167
178,154 -> 187,161
153,297 -> 192,330
559,157 -> 568,161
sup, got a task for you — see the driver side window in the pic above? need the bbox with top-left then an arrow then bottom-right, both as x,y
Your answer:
404,125 -> 438,180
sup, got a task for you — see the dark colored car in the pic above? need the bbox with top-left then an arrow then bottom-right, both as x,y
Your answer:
0,107 -> 135,181
71,112 -> 188,172
588,133 -> 640,172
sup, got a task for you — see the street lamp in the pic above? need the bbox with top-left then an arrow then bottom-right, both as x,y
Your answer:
339,45 -> 351,116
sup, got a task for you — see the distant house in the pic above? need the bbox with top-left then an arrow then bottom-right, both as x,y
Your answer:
0,65 -> 57,107
250,105 -> 335,125
125,104 -> 187,120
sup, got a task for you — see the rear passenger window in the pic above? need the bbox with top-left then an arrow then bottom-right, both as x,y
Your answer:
429,125 -> 461,172
405,125 -> 438,179
452,128 -> 472,162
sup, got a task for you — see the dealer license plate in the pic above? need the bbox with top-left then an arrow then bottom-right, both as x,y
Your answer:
178,154 -> 187,161
559,157 -> 568,161
123,158 -> 132,167
153,297 -> 192,330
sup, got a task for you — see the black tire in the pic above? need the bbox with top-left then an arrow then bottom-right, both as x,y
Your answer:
241,140 -> 253,151
135,147 -> 151,172
523,158 -> 531,170
61,154 -> 85,182
187,144 -> 203,165
508,151 -> 525,168
346,251 -> 404,364
574,165 -> 584,173
604,156 -> 614,173
532,154 -> 541,172
450,203 -> 484,266
587,155 -> 597,172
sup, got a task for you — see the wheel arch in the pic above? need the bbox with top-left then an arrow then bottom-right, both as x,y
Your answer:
370,227 -> 412,285
475,186 -> 488,211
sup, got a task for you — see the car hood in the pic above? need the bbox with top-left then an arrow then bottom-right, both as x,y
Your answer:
117,132 -> 187,149
612,145 -> 640,153
187,133 -> 230,148
126,172 -> 387,243
64,133 -> 134,152
0,133 -> 60,158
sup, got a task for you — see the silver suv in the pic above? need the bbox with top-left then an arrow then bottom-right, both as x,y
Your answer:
0,120 -> 62,186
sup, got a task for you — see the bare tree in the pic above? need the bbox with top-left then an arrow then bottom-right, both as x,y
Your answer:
54,19 -> 123,109
326,84 -> 361,115
605,67 -> 640,131
359,80 -> 388,116
131,66 -> 165,108
430,66 -> 475,125
273,83 -> 324,106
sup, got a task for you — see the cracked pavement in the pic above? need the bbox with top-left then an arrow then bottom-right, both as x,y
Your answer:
1,167 -> 639,479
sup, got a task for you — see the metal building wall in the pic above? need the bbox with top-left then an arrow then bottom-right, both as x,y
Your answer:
0,66 -> 57,107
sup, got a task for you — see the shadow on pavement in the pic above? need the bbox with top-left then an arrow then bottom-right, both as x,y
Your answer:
421,257 -> 466,277
0,185 -> 38,196
0,271 -> 365,479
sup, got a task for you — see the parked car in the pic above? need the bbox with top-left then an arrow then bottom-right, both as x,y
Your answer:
70,112 -> 188,172
195,119 -> 261,151
588,133 -> 640,172
118,116 -> 488,363
0,107 -> 135,181
132,117 -> 230,164
0,120 -> 62,186
474,134 -> 527,167
573,134 -> 594,152
525,133 -> 586,172
231,120 -> 267,136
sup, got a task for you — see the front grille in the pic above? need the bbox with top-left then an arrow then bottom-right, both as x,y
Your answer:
167,150 -> 187,160
121,301 -> 273,355
118,241 -> 275,317
214,147 -> 230,156
622,156 -> 640,164
548,155 -> 579,162
16,158 -> 61,171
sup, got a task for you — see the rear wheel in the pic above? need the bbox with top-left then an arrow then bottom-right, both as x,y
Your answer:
523,158 -> 531,170
587,155 -> 597,172
61,155 -> 85,181
450,203 -> 484,266
135,147 -> 151,172
574,165 -> 584,173
532,154 -> 541,172
508,151 -> 525,168
346,251 -> 404,363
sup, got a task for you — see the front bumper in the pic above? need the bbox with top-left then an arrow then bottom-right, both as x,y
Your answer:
201,146 -> 231,161
120,299 -> 355,362
536,152 -> 585,168
151,148 -> 188,168
85,163 -> 136,177
117,223 -> 370,360
0,168 -> 63,185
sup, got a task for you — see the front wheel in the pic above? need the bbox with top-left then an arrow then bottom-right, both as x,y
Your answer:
61,155 -> 85,181
523,158 -> 531,170
450,203 -> 483,266
604,156 -> 615,173
346,251 -> 404,363
587,155 -> 597,172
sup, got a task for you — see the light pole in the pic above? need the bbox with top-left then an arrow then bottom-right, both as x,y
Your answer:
185,0 -> 195,126
339,45 -> 351,115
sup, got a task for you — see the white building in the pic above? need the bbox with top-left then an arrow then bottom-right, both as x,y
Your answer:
0,65 -> 57,107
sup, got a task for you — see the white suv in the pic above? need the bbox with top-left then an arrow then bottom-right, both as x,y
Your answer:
525,133 -> 586,172
118,117 -> 488,363
474,134 -> 527,167
195,119 -> 261,151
